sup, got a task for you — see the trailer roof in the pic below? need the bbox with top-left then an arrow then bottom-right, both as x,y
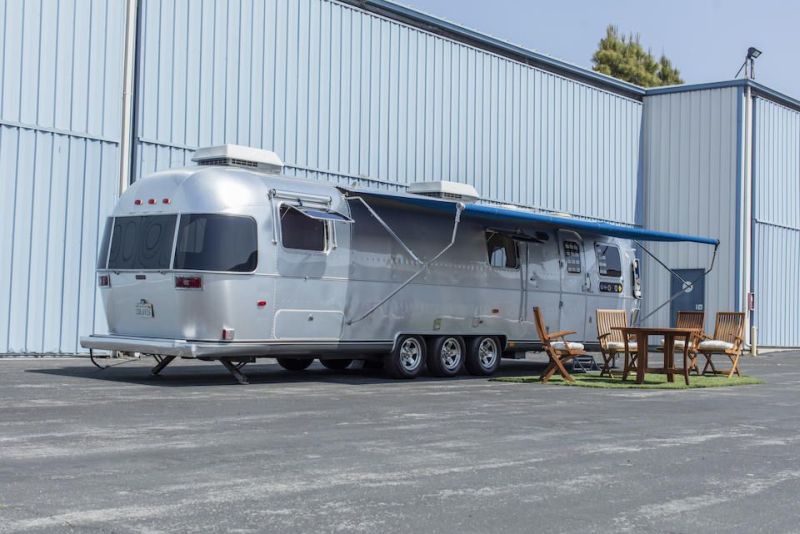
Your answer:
340,188 -> 720,246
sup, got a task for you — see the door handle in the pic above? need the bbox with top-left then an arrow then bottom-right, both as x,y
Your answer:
583,273 -> 592,292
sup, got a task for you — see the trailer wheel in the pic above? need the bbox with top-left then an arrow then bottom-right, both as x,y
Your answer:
427,336 -> 465,377
385,335 -> 426,379
320,359 -> 352,371
465,336 -> 501,376
276,358 -> 314,371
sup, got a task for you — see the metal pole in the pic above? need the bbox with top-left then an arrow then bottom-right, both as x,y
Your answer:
118,0 -> 138,195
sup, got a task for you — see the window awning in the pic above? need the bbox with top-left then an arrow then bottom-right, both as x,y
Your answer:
288,205 -> 354,224
340,188 -> 719,246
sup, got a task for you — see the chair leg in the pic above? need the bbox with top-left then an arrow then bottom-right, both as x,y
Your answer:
727,353 -> 741,378
599,352 -> 614,377
702,354 -> 717,375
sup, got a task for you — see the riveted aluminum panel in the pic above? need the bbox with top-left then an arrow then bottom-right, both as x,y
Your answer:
132,0 -> 642,225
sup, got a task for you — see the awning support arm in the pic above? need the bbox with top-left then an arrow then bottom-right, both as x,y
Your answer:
345,197 -> 464,326
634,241 -> 719,326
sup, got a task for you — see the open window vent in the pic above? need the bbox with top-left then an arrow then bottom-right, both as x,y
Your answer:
192,144 -> 284,174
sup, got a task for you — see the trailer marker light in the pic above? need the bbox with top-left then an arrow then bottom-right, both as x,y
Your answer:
175,276 -> 203,289
222,328 -> 235,341
162,198 -> 171,204
257,300 -> 267,307
147,198 -> 156,205
134,199 -> 143,205
98,275 -> 111,287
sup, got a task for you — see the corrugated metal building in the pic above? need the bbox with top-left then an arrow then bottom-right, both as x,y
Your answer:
0,0 -> 798,354
641,80 -> 800,347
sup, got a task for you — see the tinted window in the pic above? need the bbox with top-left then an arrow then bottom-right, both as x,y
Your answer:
97,217 -> 113,268
280,206 -> 327,251
174,214 -> 258,272
595,243 -> 622,277
108,215 -> 177,270
563,240 -> 582,274
486,232 -> 519,269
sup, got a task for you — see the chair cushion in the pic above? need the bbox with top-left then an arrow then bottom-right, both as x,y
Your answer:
659,339 -> 687,348
551,341 -> 584,351
698,340 -> 735,351
606,341 -> 637,351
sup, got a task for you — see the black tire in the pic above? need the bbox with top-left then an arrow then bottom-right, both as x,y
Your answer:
465,336 -> 502,376
320,359 -> 352,371
426,336 -> 465,377
276,358 -> 314,371
385,335 -> 426,379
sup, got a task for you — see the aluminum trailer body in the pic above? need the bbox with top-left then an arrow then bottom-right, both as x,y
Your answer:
81,146 -> 716,381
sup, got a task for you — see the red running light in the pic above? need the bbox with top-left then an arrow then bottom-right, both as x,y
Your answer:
98,275 -> 111,287
147,198 -> 156,205
162,198 -> 171,204
134,199 -> 143,205
175,276 -> 202,289
257,300 -> 267,307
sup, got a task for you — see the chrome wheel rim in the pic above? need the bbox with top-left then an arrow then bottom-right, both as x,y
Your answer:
478,338 -> 499,369
441,338 -> 462,371
399,338 -> 423,372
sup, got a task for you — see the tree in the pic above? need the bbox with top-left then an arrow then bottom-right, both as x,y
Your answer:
592,25 -> 684,87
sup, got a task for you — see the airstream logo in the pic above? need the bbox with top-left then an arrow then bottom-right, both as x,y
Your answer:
136,299 -> 155,318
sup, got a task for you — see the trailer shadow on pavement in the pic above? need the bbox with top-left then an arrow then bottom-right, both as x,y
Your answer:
25,356 -> 556,387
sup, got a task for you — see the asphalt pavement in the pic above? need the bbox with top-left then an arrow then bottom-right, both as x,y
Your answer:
1,352 -> 799,533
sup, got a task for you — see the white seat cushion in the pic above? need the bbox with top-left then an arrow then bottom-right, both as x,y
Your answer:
606,341 -> 637,351
551,341 -> 584,351
659,339 -> 687,348
698,340 -> 735,351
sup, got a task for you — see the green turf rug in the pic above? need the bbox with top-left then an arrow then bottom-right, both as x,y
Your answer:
490,373 -> 763,389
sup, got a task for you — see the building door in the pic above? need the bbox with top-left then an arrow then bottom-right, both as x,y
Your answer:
558,230 -> 589,340
669,269 -> 706,327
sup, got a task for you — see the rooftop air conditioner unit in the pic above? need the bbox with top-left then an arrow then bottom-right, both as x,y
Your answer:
407,181 -> 480,203
192,144 -> 284,174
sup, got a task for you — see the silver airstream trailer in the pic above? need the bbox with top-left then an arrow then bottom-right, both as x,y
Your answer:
81,145 -> 719,383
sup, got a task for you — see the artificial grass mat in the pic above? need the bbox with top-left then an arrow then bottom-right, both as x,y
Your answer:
491,372 -> 763,389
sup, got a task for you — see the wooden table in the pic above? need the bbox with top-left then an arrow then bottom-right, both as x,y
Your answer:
611,327 -> 699,385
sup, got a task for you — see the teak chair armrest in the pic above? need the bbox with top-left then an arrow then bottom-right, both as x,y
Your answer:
546,330 -> 576,339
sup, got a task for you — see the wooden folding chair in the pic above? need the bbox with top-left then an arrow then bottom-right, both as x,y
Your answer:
596,309 -> 637,378
673,311 -> 706,374
692,312 -> 745,378
533,307 -> 588,383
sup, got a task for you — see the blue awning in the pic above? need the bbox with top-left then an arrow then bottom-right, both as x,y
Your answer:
341,188 -> 719,246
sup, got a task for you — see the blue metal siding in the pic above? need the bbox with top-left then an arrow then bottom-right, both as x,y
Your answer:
133,0 -> 643,224
0,0 -> 124,354
753,98 -> 800,346
640,88 -> 742,330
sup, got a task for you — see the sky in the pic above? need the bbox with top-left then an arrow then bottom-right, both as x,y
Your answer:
401,0 -> 799,97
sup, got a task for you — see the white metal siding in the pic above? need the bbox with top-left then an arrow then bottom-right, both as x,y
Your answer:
641,88 -> 742,331
0,0 -> 125,354
753,98 -> 800,346
133,0 -> 643,224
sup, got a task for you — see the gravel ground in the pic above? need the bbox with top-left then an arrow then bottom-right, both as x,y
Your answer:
0,351 -> 798,533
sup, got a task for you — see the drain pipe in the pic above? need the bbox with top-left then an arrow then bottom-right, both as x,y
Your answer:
742,83 -> 756,354
118,0 -> 138,195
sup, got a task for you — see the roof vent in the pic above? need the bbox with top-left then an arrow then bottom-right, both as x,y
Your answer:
192,144 -> 284,174
407,181 -> 480,203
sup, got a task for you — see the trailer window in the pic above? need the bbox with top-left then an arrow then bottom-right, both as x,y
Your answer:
595,243 -> 622,277
174,214 -> 258,272
486,232 -> 519,269
280,205 -> 328,251
563,240 -> 582,274
97,217 -> 113,268
108,215 -> 177,270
